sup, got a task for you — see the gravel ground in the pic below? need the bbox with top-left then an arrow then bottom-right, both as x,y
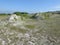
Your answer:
0,14 -> 60,45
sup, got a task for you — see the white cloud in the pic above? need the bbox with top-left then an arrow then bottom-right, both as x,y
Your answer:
54,5 -> 60,9
48,5 -> 60,11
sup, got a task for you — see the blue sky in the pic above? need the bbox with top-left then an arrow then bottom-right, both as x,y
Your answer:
0,0 -> 60,13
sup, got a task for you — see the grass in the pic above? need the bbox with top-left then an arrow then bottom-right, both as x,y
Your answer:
9,25 -> 27,34
25,25 -> 35,29
0,15 -> 9,20
0,13 -> 60,45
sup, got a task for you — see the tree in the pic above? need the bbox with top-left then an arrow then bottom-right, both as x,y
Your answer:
13,12 -> 28,15
13,12 -> 29,18
13,12 -> 21,15
31,13 -> 38,19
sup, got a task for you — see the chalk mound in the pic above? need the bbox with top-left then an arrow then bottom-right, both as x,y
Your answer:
8,14 -> 24,26
9,14 -> 19,22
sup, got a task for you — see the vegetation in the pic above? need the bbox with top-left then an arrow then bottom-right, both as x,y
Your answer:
13,12 -> 30,19
31,13 -> 38,18
42,12 -> 50,19
25,25 -> 35,29
0,11 -> 60,45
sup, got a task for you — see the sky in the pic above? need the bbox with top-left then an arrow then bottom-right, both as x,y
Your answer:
0,0 -> 60,13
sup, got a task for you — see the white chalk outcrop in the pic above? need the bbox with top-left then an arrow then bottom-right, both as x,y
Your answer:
8,14 -> 25,26
9,14 -> 19,22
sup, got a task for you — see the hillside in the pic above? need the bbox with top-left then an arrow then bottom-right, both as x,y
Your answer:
0,12 -> 60,45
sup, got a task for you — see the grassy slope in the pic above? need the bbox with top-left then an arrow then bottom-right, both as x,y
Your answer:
0,15 -> 9,20
0,14 -> 60,45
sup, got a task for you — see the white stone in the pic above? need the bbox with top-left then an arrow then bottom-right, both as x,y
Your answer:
9,14 -> 18,22
25,33 -> 30,38
28,41 -> 35,45
2,41 -> 5,45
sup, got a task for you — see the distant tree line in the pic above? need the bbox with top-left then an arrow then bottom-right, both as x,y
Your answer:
0,12 -> 28,16
46,11 -> 60,14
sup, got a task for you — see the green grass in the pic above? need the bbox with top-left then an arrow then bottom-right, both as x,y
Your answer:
9,25 -> 27,34
25,25 -> 35,29
0,15 -> 9,20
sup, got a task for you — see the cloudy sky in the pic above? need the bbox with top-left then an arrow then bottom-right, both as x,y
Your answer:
0,0 -> 60,13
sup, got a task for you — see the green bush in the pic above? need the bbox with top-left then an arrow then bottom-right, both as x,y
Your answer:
42,12 -> 50,19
